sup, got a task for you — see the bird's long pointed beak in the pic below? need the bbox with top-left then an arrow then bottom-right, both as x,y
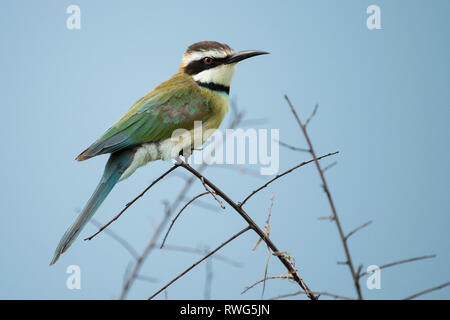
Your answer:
226,50 -> 269,64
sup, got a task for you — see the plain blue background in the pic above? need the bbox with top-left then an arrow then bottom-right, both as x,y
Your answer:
0,0 -> 449,299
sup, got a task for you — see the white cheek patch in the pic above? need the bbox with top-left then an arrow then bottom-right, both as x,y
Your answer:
193,63 -> 237,87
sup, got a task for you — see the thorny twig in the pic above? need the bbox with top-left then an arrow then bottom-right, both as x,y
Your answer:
253,194 -> 275,299
119,103 -> 245,299
201,177 -> 225,209
178,161 -> 319,300
148,227 -> 252,300
285,95 -> 363,299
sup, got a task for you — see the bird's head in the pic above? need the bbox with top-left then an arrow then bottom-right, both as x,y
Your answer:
180,41 -> 268,91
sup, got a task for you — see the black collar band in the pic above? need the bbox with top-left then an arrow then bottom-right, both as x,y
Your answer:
196,81 -> 230,95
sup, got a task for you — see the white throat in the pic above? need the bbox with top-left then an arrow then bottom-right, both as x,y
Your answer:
193,63 -> 237,87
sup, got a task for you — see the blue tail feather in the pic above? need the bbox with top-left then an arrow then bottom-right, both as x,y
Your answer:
50,149 -> 135,265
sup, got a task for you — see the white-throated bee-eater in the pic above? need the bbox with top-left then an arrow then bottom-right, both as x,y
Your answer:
50,41 -> 268,265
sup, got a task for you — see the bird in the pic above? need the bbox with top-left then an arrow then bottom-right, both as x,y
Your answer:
50,41 -> 268,265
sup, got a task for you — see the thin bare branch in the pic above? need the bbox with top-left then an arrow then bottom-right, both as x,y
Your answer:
85,164 -> 179,241
240,151 -> 338,207
261,252 -> 272,300
304,103 -> 319,128
182,196 -> 222,212
345,220 -> 373,241
358,254 -> 437,278
90,219 -> 139,260
241,275 -> 293,295
208,164 -> 266,179
204,246 -> 213,300
148,226 -> 251,300
159,244 -> 243,267
322,161 -> 337,173
270,290 -> 354,300
135,275 -> 159,283
285,94 -> 362,299
179,161 -> 318,300
403,282 -> 450,300
119,172 -> 197,300
277,140 -> 310,153
317,216 -> 335,221
118,106 -> 245,299
161,191 -> 210,248
259,196 -> 276,300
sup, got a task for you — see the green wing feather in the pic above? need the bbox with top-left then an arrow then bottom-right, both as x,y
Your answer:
76,73 -> 211,161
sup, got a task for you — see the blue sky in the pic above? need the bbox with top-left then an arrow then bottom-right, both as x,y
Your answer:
0,0 -> 449,299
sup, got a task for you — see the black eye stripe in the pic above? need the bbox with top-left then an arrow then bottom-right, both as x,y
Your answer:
184,56 -> 229,75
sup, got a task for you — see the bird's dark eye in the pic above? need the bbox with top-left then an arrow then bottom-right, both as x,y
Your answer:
203,57 -> 213,65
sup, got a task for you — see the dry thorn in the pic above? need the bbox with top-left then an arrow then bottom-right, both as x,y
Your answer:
255,195 -> 276,300
253,193 -> 274,251
201,177 -> 225,209
179,161 -> 318,300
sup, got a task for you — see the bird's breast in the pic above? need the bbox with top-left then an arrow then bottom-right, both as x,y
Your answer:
202,88 -> 229,133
